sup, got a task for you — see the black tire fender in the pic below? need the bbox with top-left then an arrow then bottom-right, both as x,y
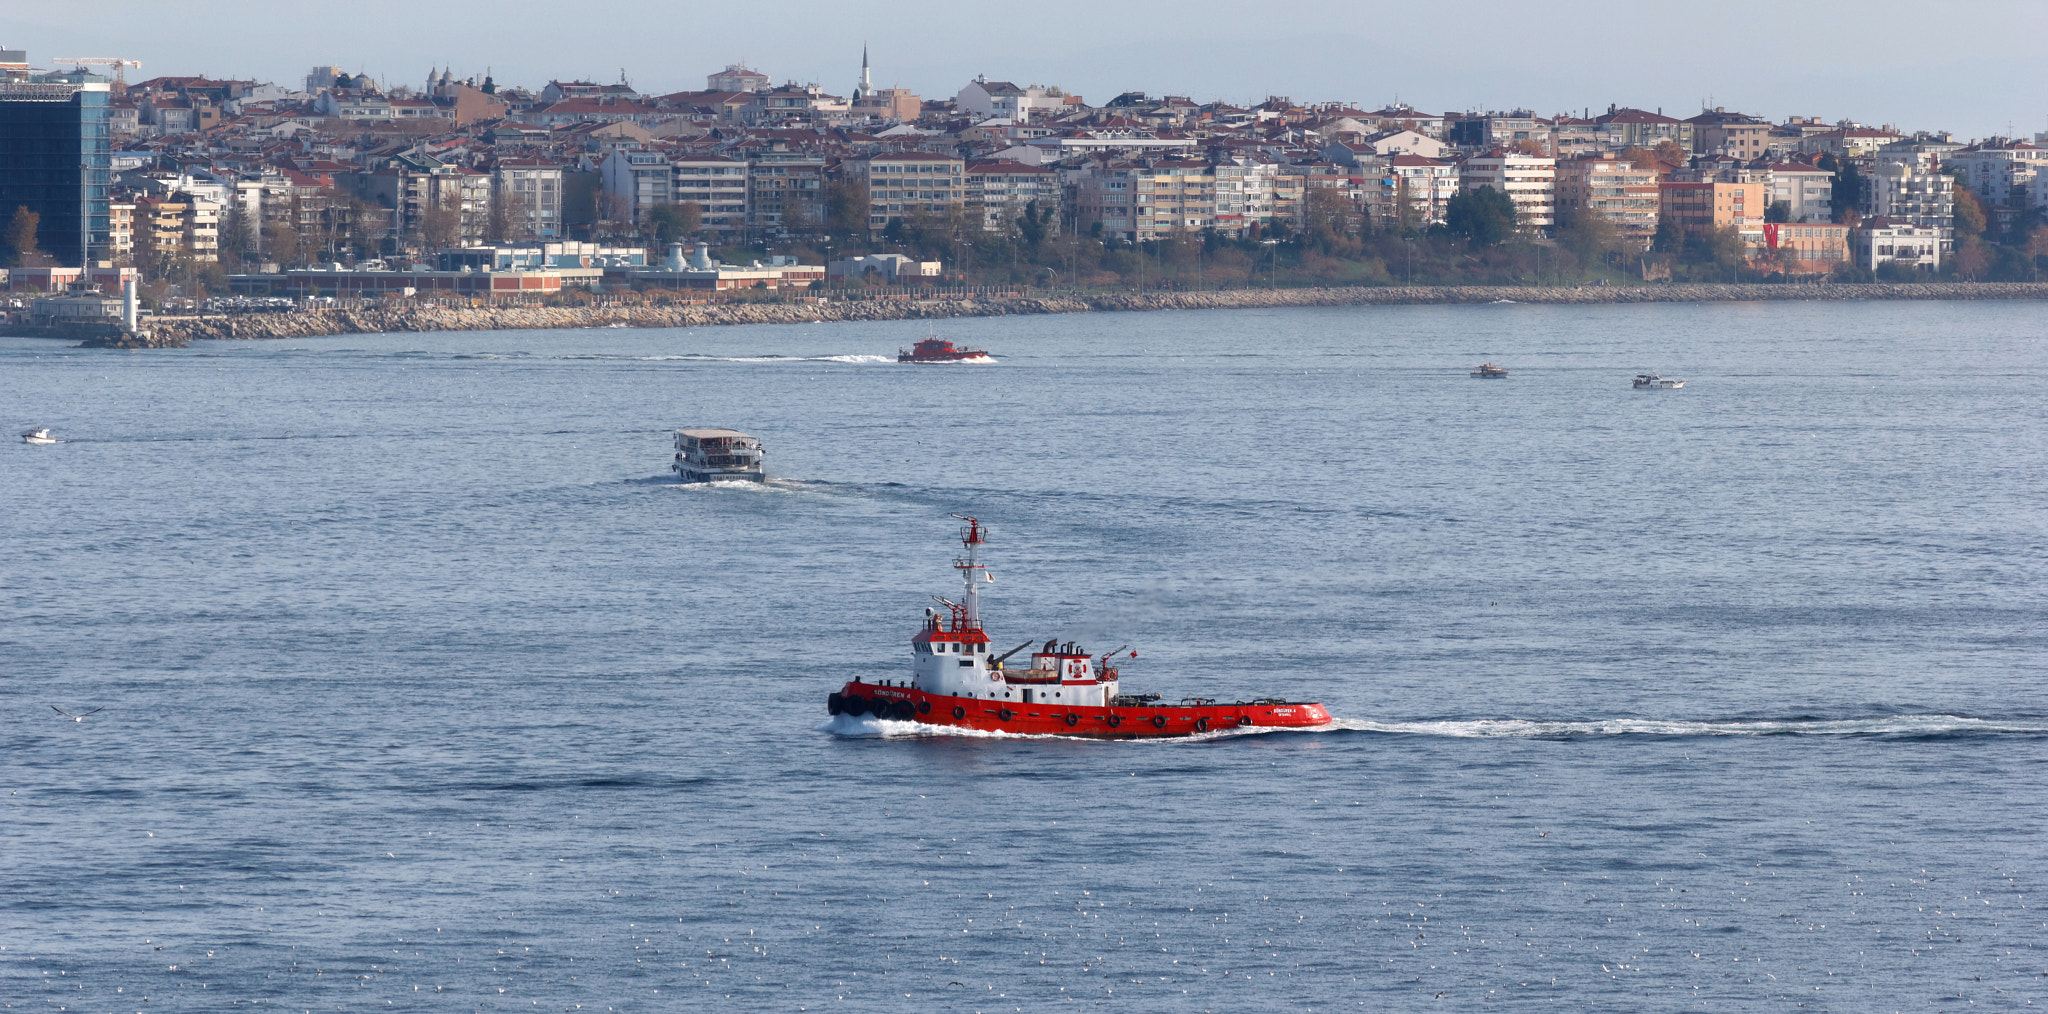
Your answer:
1194,717 -> 1209,733
997,708 -> 1014,722
1151,714 -> 1167,729
951,705 -> 967,720
917,700 -> 932,715
845,696 -> 868,716
1063,713 -> 1079,727
1237,714 -> 1254,728
891,700 -> 915,720
1105,714 -> 1122,728
827,693 -> 844,716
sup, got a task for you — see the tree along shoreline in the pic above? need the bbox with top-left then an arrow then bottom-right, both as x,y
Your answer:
116,280 -> 2048,344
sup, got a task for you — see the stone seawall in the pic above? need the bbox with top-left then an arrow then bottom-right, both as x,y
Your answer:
144,282 -> 2048,343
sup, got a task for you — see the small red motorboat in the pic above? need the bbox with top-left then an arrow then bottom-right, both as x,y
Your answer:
898,334 -> 992,363
826,516 -> 1333,738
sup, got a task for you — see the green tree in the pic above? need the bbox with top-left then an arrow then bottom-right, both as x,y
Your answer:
1651,217 -> 1684,255
1953,186 -> 1987,241
3,205 -> 40,267
220,203 -> 255,269
1016,199 -> 1053,248
1764,201 -> 1791,223
1444,186 -> 1515,246
822,178 -> 870,242
1828,157 -> 1864,222
1555,206 -> 1619,268
645,201 -> 701,245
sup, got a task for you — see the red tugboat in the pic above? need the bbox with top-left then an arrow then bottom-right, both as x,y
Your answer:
826,516 -> 1333,737
898,332 -> 993,363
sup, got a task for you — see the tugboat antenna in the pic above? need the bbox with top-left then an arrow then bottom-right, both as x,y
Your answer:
950,515 -> 986,628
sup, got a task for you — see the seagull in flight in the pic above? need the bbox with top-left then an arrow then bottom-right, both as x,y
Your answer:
51,706 -> 104,722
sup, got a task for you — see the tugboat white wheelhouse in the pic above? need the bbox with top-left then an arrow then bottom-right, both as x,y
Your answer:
826,516 -> 1333,738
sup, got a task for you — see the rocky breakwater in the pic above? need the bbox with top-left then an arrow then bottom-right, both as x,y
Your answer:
144,282 -> 2048,345
1077,281 -> 2048,311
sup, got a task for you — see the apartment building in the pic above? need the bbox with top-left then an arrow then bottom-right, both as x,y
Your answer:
1385,154 -> 1458,228
1212,158 -> 1290,234
1069,162 -> 1137,239
1949,141 -> 2048,204
1761,222 -> 1850,272
131,196 -> 219,264
1855,219 -> 1943,272
956,78 -> 1064,121
598,150 -> 673,223
491,158 -> 564,240
671,155 -> 749,241
747,157 -> 825,234
108,201 -> 134,258
1594,106 -> 1692,149
846,151 -> 965,231
965,160 -> 1058,233
1131,160 -> 1216,238
340,157 -> 493,248
1761,162 -> 1834,223
1865,161 -> 1954,236
1555,157 -> 1660,244
1686,109 -> 1772,161
1458,151 -> 1555,231
1657,181 -> 1764,235
1796,126 -> 1905,159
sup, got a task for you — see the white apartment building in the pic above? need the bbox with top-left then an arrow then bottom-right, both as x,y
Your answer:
964,160 -> 1059,233
1458,152 -> 1555,231
1763,162 -> 1834,223
1387,155 -> 1459,227
1949,141 -> 2048,203
1213,158 -> 1287,233
1856,221 -> 1943,272
955,78 -> 1064,121
1866,161 -> 1954,237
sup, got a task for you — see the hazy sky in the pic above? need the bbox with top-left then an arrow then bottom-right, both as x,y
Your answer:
7,1 -> 2044,139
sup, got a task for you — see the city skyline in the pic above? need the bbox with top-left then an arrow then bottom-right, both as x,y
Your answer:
5,0 -> 2046,140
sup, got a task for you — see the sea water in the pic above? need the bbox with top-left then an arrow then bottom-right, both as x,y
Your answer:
2,300 -> 2045,1011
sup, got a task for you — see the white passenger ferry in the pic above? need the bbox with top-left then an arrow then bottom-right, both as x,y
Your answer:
1633,374 -> 1685,389
673,429 -> 764,483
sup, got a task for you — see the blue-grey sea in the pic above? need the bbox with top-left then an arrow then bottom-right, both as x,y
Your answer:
3,300 -> 2045,1012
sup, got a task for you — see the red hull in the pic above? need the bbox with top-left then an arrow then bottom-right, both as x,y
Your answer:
828,680 -> 1331,738
898,338 -> 990,363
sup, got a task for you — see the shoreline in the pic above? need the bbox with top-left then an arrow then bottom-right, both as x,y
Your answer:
40,281 -> 2048,345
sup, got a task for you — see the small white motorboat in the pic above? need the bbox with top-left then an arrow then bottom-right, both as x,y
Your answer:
1633,374 -> 1685,389
22,427 -> 58,444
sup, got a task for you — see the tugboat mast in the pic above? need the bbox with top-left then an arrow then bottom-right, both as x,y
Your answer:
951,514 -> 986,628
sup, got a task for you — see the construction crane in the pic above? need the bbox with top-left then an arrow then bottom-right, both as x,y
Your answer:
49,57 -> 141,86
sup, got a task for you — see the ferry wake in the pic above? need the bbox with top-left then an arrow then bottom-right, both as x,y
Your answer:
826,516 -> 1331,738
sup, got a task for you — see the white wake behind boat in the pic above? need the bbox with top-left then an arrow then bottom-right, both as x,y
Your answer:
1633,374 -> 1685,389
22,427 -> 58,444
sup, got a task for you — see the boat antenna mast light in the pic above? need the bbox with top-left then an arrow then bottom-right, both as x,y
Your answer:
949,514 -> 987,630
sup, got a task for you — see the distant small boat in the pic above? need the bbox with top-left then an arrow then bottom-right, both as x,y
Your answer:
1470,363 -> 1508,378
22,427 -> 57,444
1633,374 -> 1685,389
899,327 -> 992,363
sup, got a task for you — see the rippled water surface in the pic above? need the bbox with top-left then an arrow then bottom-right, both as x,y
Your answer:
4,301 -> 2046,1011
